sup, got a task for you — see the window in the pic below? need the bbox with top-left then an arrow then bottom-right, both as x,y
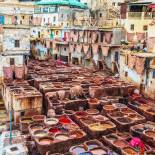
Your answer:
153,71 -> 155,78
15,40 -> 20,48
143,25 -> 148,31
130,24 -> 134,31
53,16 -> 56,22
22,16 -> 25,19
56,31 -> 58,35
61,14 -> 63,18
10,58 -> 15,65
125,71 -> 128,77
64,48 -> 66,51
99,13 -> 102,18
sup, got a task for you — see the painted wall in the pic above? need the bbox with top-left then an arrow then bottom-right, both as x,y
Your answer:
119,54 -> 142,86
123,18 -> 151,33
0,2 -> 34,15
33,13 -> 59,26
59,45 -> 69,57
3,28 -> 30,53
0,55 -> 24,78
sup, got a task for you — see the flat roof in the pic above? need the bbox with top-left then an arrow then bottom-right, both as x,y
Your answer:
132,52 -> 155,58
128,0 -> 152,5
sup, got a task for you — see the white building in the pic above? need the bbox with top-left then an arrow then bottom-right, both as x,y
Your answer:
0,0 -> 34,82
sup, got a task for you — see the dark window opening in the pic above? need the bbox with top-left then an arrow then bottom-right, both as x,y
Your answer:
56,31 -> 58,35
130,24 -> 134,31
53,16 -> 56,22
153,71 -> 155,78
21,111 -> 25,116
125,71 -> 128,77
143,25 -> 148,31
10,58 -> 15,65
15,40 -> 20,48
100,33 -> 104,42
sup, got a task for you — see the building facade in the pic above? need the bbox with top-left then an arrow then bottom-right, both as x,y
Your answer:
0,0 -> 34,83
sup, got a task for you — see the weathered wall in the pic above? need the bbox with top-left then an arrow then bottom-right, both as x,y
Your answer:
0,55 -> 24,78
120,54 -> 142,86
3,28 -> 30,53
123,18 -> 150,33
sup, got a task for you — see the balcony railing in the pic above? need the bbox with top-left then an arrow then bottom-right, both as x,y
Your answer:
128,12 -> 155,19
144,12 -> 155,19
128,12 -> 142,19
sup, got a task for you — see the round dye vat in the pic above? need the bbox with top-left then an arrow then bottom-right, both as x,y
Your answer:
110,111 -> 124,118
90,147 -> 107,155
146,151 -> 155,155
86,109 -> 99,115
49,127 -> 60,134
87,144 -> 98,150
88,98 -> 100,108
70,130 -> 84,139
145,130 -> 155,138
122,147 -> 138,155
100,122 -> 113,129
59,116 -> 71,124
106,135 -> 118,141
39,138 -> 53,145
116,117 -> 132,124
103,105 -> 116,111
55,133 -> 69,141
139,105 -> 149,110
49,154 -> 63,155
33,130 -> 47,138
84,140 -> 101,150
89,122 -> 113,131
75,111 -> 88,118
30,125 -> 44,133
70,146 -> 86,155
121,108 -> 135,114
0,110 -> 6,114
80,118 -> 95,125
89,123 -> 105,131
63,123 -> 79,131
128,114 -> 142,120
93,115 -> 108,122
134,128 -> 144,133
21,117 -> 33,124
117,132 -> 131,139
113,103 -> 127,109
32,115 -> 45,123
147,108 -> 155,113
113,140 -> 128,148
45,118 -> 58,126
79,152 -> 92,155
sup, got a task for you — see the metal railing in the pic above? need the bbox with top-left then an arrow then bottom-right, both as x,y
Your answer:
128,12 -> 142,19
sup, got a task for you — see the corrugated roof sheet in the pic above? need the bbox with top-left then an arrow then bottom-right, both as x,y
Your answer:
35,0 -> 88,9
